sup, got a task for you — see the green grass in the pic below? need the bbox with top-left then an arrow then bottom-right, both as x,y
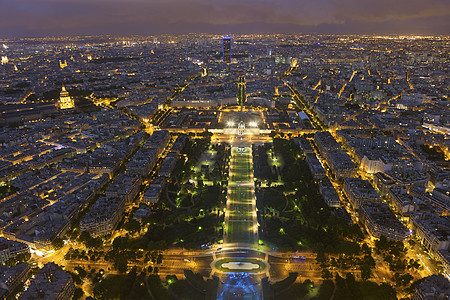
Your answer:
227,187 -> 254,243
230,173 -> 250,182
225,147 -> 256,244
232,160 -> 251,169
230,148 -> 252,182
227,221 -> 254,243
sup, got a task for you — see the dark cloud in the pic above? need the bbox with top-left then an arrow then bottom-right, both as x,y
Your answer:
0,0 -> 449,37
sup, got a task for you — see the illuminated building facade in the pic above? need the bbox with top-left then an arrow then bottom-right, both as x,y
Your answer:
222,36 -> 232,63
58,86 -> 74,109
59,60 -> 68,69
237,76 -> 246,106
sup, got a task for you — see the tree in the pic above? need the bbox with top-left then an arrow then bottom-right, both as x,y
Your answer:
75,266 -> 87,279
52,237 -> 64,250
156,253 -> 163,265
114,256 -> 128,273
360,264 -> 372,281
166,275 -> 178,284
321,268 -> 332,280
363,254 -> 376,268
73,287 -> 84,300
150,251 -> 158,263
69,229 -> 79,240
377,283 -> 397,299
15,252 -> 31,264
396,273 -> 414,287
68,271 -> 82,285
125,219 -> 141,234
121,267 -> 138,298
361,243 -> 371,255
316,280 -> 335,300
269,131 -> 277,138
113,236 -> 129,251
316,250 -> 326,264
345,272 -> 356,287
79,231 -> 91,243
335,273 -> 346,289
86,236 -> 103,249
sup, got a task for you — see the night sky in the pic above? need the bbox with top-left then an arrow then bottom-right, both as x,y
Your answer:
1,0 -> 449,37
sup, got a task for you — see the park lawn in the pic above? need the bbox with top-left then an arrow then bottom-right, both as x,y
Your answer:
228,206 -> 252,221
230,173 -> 251,182
227,220 -> 254,243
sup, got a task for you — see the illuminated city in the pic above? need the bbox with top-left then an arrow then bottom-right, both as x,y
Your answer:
0,2 -> 450,300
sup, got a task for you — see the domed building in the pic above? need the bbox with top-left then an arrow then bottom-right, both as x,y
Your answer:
58,85 -> 74,109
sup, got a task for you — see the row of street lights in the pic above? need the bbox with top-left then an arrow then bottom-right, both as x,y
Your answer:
226,121 -> 258,127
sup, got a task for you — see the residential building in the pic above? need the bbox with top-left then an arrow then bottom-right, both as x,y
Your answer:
410,213 -> 450,255
0,263 -> 31,299
80,196 -> 125,236
326,151 -> 357,179
318,178 -> 340,207
359,202 -> 409,241
305,153 -> 326,180
343,177 -> 381,209
20,262 -> 74,300
413,274 -> 450,300
0,238 -> 29,264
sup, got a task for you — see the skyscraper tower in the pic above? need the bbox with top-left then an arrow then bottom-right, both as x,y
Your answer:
58,85 -> 74,109
222,36 -> 232,63
237,76 -> 246,106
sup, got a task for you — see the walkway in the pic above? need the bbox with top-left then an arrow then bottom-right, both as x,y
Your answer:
218,146 -> 263,300
224,146 -> 258,246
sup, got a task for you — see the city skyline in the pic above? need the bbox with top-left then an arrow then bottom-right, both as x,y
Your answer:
0,2 -> 449,297
0,0 -> 449,37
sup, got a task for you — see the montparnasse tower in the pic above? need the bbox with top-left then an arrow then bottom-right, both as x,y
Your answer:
58,85 -> 74,109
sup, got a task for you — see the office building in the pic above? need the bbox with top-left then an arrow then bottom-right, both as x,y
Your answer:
222,36 -> 232,63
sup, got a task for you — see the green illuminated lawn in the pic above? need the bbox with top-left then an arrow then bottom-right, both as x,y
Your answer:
225,147 -> 257,244
230,155 -> 251,181
227,221 -> 254,243
227,187 -> 254,243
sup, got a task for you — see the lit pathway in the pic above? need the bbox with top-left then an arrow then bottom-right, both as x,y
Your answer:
224,146 -> 258,247
217,145 -> 263,300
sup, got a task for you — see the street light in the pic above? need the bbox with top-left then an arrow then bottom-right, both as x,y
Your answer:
227,121 -> 235,127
